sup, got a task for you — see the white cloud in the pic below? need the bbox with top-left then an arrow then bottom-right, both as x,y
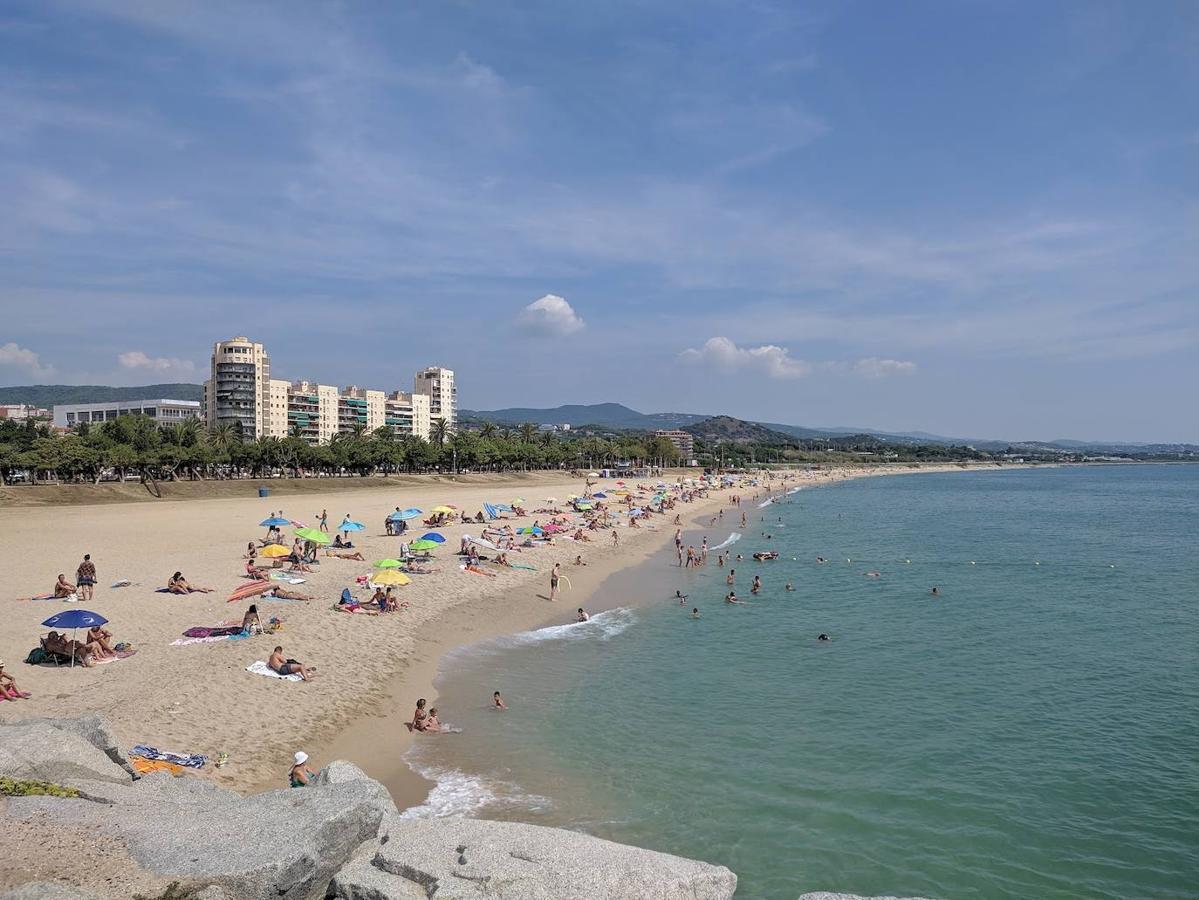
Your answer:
680,338 -> 917,380
117,351 -> 196,375
0,342 -> 55,379
679,336 -> 811,379
852,358 -> 917,378
518,294 -> 585,336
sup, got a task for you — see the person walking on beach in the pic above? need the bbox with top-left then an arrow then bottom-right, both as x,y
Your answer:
75,554 -> 96,602
318,509 -> 329,533
612,530 -> 620,546
549,563 -> 561,602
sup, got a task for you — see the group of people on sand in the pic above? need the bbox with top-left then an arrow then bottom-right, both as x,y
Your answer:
42,622 -> 119,667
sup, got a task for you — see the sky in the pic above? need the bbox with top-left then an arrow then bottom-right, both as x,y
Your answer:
1,1 -> 1196,442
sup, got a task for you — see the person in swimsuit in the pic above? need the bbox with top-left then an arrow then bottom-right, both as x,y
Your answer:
318,509 -> 329,533
242,603 -> 262,634
549,563 -> 561,602
167,572 -> 212,594
493,691 -> 507,710
269,646 -> 313,680
691,608 -> 701,618
76,554 -> 96,602
86,624 -> 115,658
289,751 -> 314,787
725,592 -> 743,604
726,569 -> 735,586
412,698 -> 429,731
53,573 -> 76,598
576,608 -> 589,622
818,633 -> 830,642
931,586 -> 942,596
675,590 -> 687,605
751,575 -> 762,594
0,661 -> 31,700
424,708 -> 442,733
785,582 -> 794,592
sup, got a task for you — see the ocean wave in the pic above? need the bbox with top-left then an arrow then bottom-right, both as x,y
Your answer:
400,764 -> 551,819
707,532 -> 742,551
500,607 -> 635,647
757,497 -> 774,508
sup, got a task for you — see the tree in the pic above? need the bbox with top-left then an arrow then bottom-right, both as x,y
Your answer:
519,422 -> 537,445
430,418 -> 449,448
479,421 -> 497,439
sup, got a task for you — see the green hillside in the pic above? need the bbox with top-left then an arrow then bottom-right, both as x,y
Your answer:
0,384 -> 204,406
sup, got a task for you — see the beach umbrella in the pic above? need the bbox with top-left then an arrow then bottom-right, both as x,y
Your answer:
431,505 -> 455,514
391,508 -> 422,520
420,533 -> 447,543
294,527 -> 331,545
259,516 -> 291,527
517,526 -> 543,536
373,559 -> 405,569
42,609 -> 108,669
482,503 -> 498,520
408,539 -> 439,552
593,492 -> 607,498
512,497 -> 525,505
260,544 -> 290,558
371,570 -> 411,586
340,520 -> 366,532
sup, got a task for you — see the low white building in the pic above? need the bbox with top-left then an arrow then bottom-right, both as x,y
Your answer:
54,399 -> 202,429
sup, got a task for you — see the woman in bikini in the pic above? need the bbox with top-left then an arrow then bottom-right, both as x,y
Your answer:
242,603 -> 263,634
411,698 -> 429,732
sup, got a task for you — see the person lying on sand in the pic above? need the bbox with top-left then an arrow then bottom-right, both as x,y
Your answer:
167,572 -> 213,594
269,646 -> 313,680
53,573 -> 76,598
0,661 -> 32,699
267,587 -> 313,601
326,550 -> 365,561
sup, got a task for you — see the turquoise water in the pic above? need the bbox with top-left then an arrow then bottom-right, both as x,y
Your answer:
407,466 -> 1199,899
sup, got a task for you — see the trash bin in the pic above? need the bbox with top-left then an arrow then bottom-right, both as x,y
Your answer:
258,487 -> 269,498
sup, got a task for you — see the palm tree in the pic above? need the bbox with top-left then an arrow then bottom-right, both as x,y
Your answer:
499,425 -> 514,441
539,430 -> 556,448
209,422 -> 238,454
519,422 -> 537,444
430,418 -> 449,448
479,421 -> 498,439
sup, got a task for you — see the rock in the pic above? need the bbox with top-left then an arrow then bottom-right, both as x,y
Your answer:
192,886 -> 238,900
0,884 -> 103,900
0,720 -> 131,786
328,814 -> 738,900
19,714 -> 136,779
4,778 -> 393,900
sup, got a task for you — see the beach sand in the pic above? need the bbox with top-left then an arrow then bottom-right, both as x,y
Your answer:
0,464 -> 998,804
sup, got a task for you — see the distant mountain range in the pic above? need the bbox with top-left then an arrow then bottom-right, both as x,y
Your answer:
0,383 -> 204,406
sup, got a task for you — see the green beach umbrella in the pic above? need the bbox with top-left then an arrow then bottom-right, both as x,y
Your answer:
407,539 -> 439,552
294,527 -> 331,545
374,559 -> 404,568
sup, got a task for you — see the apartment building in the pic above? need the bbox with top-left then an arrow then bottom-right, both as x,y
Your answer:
654,429 -> 696,462
414,366 -> 456,431
55,399 -> 202,429
204,337 -> 445,445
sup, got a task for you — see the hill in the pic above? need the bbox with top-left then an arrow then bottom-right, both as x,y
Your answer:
0,383 -> 204,406
459,402 -> 705,430
683,416 -> 796,445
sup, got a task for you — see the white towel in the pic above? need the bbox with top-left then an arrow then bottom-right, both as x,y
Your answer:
246,660 -> 302,682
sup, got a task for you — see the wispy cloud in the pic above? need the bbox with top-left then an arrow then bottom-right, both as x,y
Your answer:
117,351 -> 196,375
0,342 -> 55,379
679,337 -> 916,380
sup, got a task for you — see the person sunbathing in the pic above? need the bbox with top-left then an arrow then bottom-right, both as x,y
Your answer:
241,603 -> 263,634
86,624 -> 115,658
53,573 -> 76,598
267,587 -> 313,601
167,572 -> 212,594
269,646 -> 313,680
325,549 -> 365,561
411,698 -> 429,731
245,560 -> 268,579
332,534 -> 355,549
0,661 -> 31,699
369,587 -> 386,607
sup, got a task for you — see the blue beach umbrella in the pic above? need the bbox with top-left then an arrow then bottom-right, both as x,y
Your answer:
340,520 -> 366,532
392,508 -> 422,520
260,516 -> 290,527
41,609 -> 109,669
593,492 -> 607,499
420,533 -> 447,543
517,526 -> 544,536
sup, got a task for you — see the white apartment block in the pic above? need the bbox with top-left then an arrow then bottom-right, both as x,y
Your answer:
55,399 -> 202,429
203,337 -> 447,445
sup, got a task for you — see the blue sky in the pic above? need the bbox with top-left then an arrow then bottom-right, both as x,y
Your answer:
1,1 -> 1196,441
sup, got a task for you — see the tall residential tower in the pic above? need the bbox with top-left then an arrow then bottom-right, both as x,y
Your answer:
203,337 -> 271,438
414,366 -> 456,431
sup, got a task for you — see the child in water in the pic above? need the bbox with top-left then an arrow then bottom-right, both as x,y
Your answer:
691,608 -> 700,618
493,691 -> 507,710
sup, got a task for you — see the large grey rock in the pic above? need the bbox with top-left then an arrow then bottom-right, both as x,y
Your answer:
4,778 -> 394,900
327,855 -> 426,900
0,720 -> 131,786
329,815 -> 737,900
18,714 -> 136,778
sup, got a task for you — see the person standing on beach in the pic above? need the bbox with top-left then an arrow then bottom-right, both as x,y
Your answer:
612,530 -> 620,546
75,554 -> 96,602
549,563 -> 561,601
318,509 -> 329,533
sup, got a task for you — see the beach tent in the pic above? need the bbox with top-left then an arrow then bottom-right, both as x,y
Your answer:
259,516 -> 291,527
419,533 -> 447,543
41,609 -> 108,669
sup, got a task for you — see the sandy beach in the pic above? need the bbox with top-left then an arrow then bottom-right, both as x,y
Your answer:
0,464 -> 1000,803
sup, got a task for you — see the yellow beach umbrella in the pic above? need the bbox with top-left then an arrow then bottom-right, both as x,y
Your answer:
431,505 -> 455,514
372,569 -> 411,586
260,544 -> 290,558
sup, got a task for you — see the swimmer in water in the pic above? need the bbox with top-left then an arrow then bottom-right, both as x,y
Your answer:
815,556 -> 827,564
576,607 -> 590,622
675,590 -> 687,605
493,691 -> 507,710
691,607 -> 700,618
817,633 -> 830,642
725,592 -> 743,604
751,575 -> 762,594
931,586 -> 941,596
785,581 -> 794,592
865,571 -> 881,578
726,569 -> 735,585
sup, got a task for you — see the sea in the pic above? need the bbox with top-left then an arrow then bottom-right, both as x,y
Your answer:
402,465 -> 1198,899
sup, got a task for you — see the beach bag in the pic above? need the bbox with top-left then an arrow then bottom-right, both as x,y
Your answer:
25,647 -> 47,665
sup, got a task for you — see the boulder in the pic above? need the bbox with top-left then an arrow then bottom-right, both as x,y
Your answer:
0,884 -> 103,900
19,715 -> 136,779
0,720 -> 131,786
328,814 -> 738,900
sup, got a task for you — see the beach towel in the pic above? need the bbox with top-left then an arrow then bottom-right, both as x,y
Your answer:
246,660 -> 303,682
268,573 -> 305,584
92,649 -> 137,664
110,579 -> 134,588
16,593 -> 57,602
130,745 -> 207,769
171,636 -> 233,646
131,757 -> 183,777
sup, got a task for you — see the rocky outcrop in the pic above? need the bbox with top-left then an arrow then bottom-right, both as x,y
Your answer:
1,716 -> 737,900
331,815 -> 739,900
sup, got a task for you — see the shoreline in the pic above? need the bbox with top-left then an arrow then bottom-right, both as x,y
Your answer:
309,462 -> 1034,813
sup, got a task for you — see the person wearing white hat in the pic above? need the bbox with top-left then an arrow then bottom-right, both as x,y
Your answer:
289,751 -> 314,788
0,660 -> 31,701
